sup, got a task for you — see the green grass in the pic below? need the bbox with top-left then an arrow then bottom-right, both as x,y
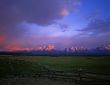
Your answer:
0,55 -> 110,78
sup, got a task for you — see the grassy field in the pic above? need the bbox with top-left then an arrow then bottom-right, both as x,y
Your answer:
0,55 -> 110,78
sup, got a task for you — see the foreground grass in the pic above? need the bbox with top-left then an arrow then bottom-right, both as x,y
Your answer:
0,55 -> 110,78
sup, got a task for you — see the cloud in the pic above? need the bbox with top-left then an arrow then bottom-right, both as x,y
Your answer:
58,24 -> 69,32
81,19 -> 110,35
0,0 -> 79,27
0,35 -> 5,43
0,35 -> 6,50
59,8 -> 69,16
0,0 -> 80,42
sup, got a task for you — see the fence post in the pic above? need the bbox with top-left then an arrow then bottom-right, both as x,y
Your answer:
78,68 -> 83,82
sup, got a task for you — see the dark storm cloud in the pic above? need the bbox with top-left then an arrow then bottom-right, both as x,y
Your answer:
0,0 -> 79,38
0,0 -> 78,27
54,23 -> 69,32
82,19 -> 110,35
59,24 -> 69,32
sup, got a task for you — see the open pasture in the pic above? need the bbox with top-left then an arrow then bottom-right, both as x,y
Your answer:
0,55 -> 110,76
0,55 -> 110,85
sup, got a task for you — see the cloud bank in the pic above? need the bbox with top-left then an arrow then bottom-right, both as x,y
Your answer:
81,19 -> 110,35
0,0 -> 79,27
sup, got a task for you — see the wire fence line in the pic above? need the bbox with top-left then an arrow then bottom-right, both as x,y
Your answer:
0,67 -> 110,85
0,61 -> 110,85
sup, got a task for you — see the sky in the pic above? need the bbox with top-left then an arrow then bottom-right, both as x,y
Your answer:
0,0 -> 110,51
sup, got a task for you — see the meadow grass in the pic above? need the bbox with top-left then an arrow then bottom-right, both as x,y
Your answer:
0,55 -> 110,78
